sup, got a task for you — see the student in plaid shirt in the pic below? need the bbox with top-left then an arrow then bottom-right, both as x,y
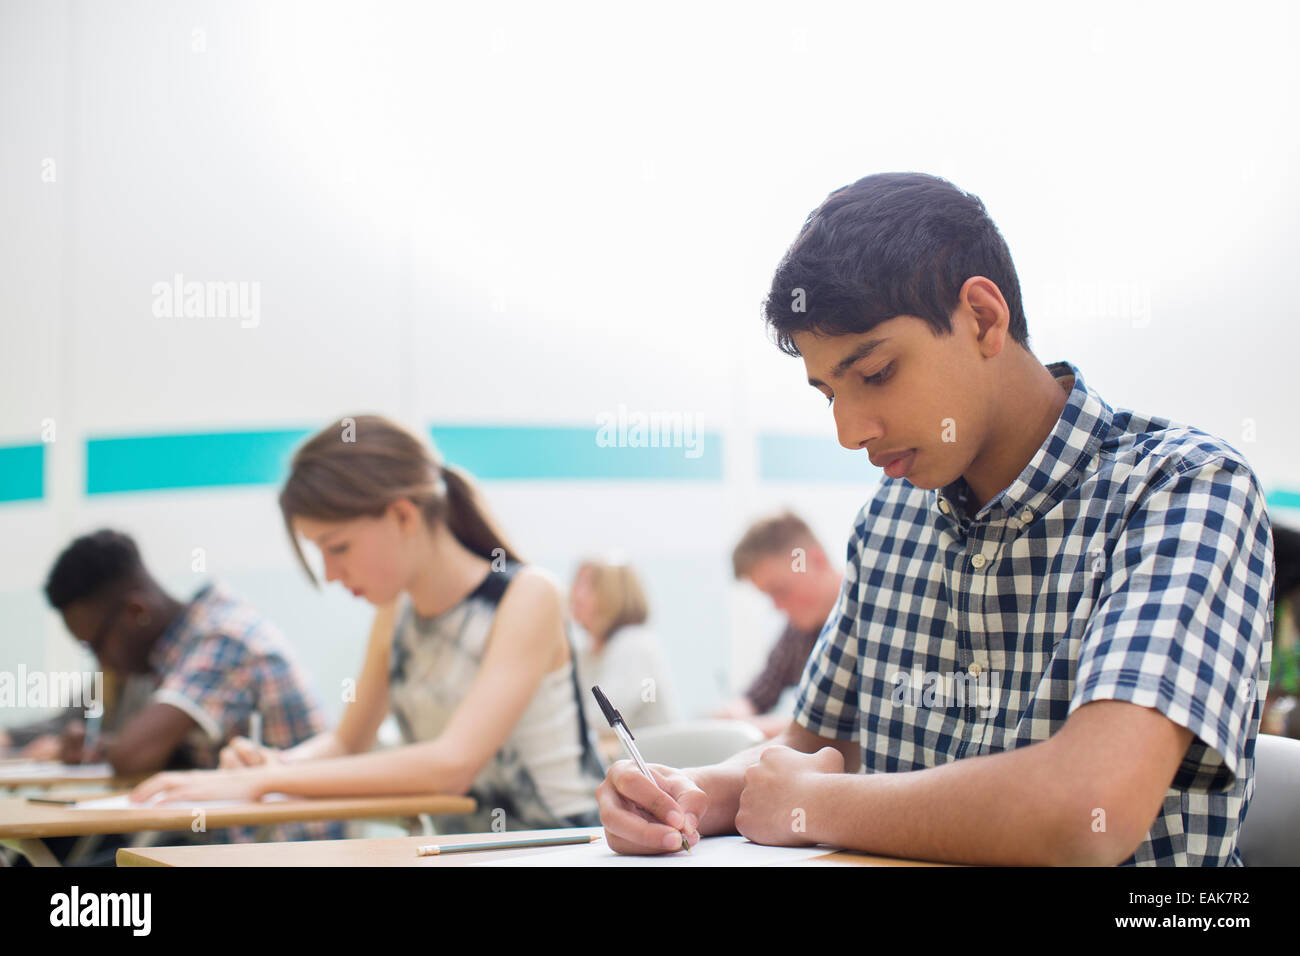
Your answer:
595,172 -> 1274,865
44,530 -> 341,847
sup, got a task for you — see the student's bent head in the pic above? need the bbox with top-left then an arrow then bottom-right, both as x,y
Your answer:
45,530 -> 161,673
570,557 -> 648,644
732,512 -> 836,631
763,172 -> 1030,490
280,414 -> 519,604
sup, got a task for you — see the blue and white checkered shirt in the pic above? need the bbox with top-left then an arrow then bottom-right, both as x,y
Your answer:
794,360 -> 1274,865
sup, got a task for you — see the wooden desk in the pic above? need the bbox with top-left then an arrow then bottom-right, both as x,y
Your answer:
116,826 -> 951,867
0,791 -> 476,866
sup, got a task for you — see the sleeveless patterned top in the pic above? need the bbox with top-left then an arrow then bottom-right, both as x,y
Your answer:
388,559 -> 605,832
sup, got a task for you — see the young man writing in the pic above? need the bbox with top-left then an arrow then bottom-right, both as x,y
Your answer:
596,172 -> 1274,865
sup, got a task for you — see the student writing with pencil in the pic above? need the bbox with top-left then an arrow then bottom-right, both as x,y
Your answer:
132,415 -> 606,833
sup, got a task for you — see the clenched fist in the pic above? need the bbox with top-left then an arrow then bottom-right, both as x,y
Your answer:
736,745 -> 843,846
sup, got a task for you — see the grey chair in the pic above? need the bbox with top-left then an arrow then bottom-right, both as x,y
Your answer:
632,720 -> 767,768
1237,732 -> 1300,865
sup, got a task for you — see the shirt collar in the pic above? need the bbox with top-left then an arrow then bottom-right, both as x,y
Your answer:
935,360 -> 1113,529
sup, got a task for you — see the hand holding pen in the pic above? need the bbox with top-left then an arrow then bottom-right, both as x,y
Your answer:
591,685 -> 705,854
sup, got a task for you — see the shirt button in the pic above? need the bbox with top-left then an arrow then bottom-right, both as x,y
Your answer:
1020,509 -> 1033,524
938,498 -> 951,515
968,662 -> 983,676
970,553 -> 987,569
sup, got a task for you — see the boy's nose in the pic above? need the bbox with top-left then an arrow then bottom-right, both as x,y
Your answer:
834,401 -> 877,452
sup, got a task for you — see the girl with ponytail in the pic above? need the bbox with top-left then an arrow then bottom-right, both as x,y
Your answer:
132,415 -> 606,832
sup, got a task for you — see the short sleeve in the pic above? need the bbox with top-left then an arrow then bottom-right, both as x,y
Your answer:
152,632 -> 257,744
793,522 -> 867,741
1071,455 -> 1274,792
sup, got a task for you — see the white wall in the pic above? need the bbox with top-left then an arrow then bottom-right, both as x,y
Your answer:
3,0 -> 1298,727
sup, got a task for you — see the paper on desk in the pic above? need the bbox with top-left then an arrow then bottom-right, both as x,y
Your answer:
68,792 -> 294,810
0,761 -> 117,779
472,834 -> 837,866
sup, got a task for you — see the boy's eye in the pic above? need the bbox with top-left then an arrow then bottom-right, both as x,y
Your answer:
862,362 -> 894,386
329,544 -> 349,555
822,361 -> 893,407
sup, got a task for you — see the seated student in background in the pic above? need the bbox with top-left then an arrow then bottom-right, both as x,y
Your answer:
40,530 -> 340,850
596,172 -> 1274,865
570,557 -> 677,735
713,511 -> 841,738
134,415 -> 605,834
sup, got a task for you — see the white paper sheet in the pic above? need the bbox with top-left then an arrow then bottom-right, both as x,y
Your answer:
68,792 -> 294,810
471,834 -> 838,866
0,761 -> 116,779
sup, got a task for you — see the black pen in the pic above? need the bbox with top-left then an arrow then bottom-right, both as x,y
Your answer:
591,685 -> 690,852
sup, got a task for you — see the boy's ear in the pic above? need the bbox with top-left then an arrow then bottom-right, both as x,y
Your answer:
960,276 -> 1010,352
123,590 -> 151,625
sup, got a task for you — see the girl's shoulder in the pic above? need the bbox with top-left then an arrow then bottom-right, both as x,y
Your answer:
495,561 -> 565,610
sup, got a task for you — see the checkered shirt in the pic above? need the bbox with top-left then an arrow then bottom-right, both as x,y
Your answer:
794,360 -> 1274,865
149,582 -> 344,843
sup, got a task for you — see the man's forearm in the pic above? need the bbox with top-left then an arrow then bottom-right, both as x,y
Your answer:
804,740 -> 1110,866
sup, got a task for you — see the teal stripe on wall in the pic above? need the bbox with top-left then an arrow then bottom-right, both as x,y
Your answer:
758,433 -> 878,483
1268,489 -> 1300,511
82,424 -> 724,493
86,429 -> 310,494
60,423 -> 1300,501
0,443 -> 44,503
431,425 -> 723,480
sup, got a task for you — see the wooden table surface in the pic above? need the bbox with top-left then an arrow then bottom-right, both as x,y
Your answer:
117,826 -> 952,867
0,792 -> 476,839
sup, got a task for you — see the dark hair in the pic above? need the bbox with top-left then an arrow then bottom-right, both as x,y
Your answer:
279,414 -> 523,585
762,172 -> 1029,356
44,529 -> 143,610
